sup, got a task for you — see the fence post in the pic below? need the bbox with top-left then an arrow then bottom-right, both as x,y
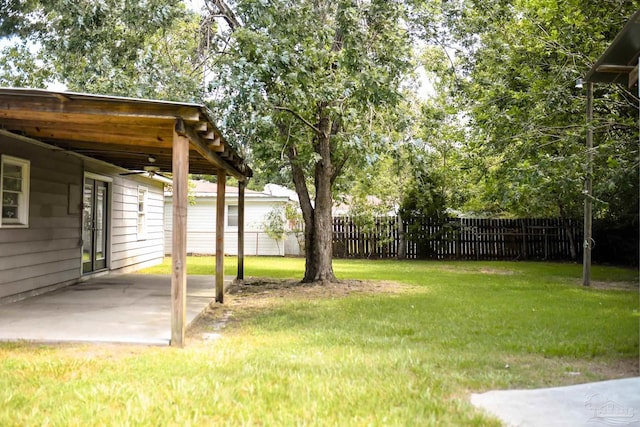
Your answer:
398,214 -> 406,260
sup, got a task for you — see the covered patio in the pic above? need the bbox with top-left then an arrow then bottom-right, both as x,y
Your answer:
0,88 -> 252,346
0,274 -> 222,345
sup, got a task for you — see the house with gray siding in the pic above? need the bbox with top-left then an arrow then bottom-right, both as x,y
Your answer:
0,131 -> 165,301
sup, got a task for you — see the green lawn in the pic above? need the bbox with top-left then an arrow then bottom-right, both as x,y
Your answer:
0,257 -> 637,426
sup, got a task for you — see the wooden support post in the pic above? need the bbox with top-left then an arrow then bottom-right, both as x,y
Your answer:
171,122 -> 189,347
216,171 -> 226,302
237,181 -> 245,280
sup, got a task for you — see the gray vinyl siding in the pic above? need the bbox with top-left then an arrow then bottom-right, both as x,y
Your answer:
0,133 -> 165,299
111,180 -> 164,271
0,135 -> 83,299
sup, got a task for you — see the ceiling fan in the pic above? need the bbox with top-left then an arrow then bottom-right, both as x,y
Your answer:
120,156 -> 170,179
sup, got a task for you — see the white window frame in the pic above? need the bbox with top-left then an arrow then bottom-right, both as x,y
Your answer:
227,204 -> 239,228
1,155 -> 30,228
137,186 -> 148,240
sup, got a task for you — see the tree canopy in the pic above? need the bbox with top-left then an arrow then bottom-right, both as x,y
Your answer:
443,0 -> 639,224
0,0 -> 202,99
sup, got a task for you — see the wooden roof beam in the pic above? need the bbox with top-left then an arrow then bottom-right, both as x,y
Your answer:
9,126 -> 174,148
0,97 -> 202,123
175,119 -> 245,180
43,140 -> 173,156
193,121 -> 208,132
208,135 -> 224,152
0,109 -> 176,127
0,118 -> 174,137
595,64 -> 636,73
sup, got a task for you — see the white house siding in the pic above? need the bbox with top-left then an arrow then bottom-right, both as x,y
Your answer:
0,133 -> 165,300
164,196 -> 287,256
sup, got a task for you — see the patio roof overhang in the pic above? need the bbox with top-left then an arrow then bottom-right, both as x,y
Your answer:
0,87 -> 252,179
0,87 -> 251,347
585,9 -> 640,88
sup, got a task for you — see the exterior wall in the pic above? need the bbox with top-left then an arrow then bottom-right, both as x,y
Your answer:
111,179 -> 164,272
0,135 -> 83,299
0,133 -> 164,300
164,196 -> 287,256
85,163 -> 165,274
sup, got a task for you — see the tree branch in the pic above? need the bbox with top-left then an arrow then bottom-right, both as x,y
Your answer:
274,105 -> 321,135
286,141 -> 314,222
331,153 -> 349,186
206,0 -> 242,31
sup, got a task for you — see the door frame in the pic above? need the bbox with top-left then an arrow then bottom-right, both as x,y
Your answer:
81,172 -> 113,275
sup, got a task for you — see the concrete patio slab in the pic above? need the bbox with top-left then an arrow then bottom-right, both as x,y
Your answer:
471,377 -> 640,426
0,274 -> 221,345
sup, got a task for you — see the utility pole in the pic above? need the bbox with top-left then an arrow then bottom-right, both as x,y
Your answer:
582,81 -> 593,287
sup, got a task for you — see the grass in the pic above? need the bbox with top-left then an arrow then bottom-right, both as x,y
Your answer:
0,257 -> 637,426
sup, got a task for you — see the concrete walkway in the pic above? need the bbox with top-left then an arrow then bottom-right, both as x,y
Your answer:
0,274 -> 220,345
471,377 -> 640,426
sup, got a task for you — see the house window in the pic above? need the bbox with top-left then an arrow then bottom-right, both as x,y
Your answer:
137,186 -> 148,239
1,155 -> 30,227
227,205 -> 239,227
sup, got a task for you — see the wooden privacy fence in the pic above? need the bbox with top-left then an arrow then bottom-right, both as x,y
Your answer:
332,216 -> 582,261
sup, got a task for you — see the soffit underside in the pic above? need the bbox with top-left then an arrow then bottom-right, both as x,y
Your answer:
0,88 -> 250,178
586,10 -> 640,87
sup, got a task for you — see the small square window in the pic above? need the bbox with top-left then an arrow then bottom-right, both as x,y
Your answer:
227,205 -> 238,227
1,155 -> 30,227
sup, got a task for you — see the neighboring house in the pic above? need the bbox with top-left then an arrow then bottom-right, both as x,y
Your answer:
164,181 -> 292,256
0,87 -> 251,336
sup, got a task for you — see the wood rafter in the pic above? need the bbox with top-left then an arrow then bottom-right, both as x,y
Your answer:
629,64 -> 639,89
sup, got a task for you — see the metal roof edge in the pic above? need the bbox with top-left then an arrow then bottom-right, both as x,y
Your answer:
585,9 -> 640,83
0,86 -> 203,108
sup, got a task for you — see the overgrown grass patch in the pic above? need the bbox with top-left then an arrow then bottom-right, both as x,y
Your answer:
1,258 -> 637,425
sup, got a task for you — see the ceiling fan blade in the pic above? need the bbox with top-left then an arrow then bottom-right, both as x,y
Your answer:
120,171 -> 146,176
156,172 -> 171,179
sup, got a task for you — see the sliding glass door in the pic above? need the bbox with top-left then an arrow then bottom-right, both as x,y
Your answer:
82,177 -> 109,274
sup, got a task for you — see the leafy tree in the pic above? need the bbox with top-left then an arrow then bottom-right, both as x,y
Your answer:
262,206 -> 286,253
205,0 -> 414,282
438,0 -> 639,252
0,0 -> 202,100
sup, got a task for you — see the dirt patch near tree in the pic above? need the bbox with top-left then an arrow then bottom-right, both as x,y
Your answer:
228,277 -> 412,298
187,277 -> 418,338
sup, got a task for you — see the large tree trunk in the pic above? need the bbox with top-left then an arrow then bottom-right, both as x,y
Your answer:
285,127 -> 336,283
283,128 -> 316,281
307,116 -> 336,282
